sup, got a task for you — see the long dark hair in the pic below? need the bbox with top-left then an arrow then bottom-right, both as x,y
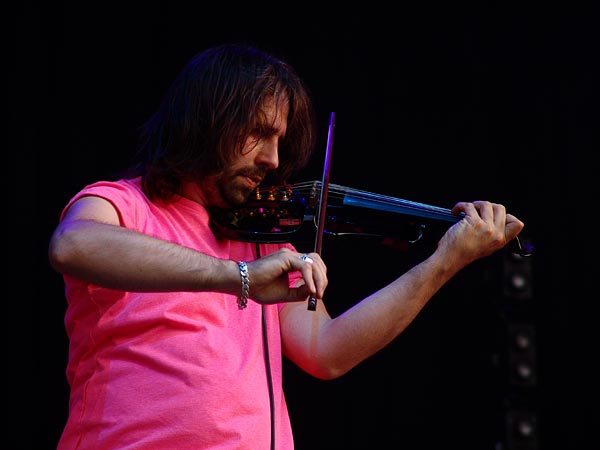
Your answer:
132,43 -> 317,201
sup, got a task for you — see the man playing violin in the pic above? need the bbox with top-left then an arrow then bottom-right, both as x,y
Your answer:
48,43 -> 525,450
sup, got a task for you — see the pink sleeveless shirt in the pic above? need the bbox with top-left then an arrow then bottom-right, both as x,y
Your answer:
56,177 -> 301,450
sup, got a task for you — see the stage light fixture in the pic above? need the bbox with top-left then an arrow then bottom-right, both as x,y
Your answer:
508,323 -> 537,387
506,409 -> 538,450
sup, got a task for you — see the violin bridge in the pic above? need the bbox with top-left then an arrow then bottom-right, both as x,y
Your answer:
309,181 -> 320,208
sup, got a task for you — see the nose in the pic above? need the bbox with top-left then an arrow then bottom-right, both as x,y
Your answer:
256,137 -> 279,170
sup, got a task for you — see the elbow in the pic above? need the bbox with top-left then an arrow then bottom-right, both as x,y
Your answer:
47,227 -> 78,274
314,367 -> 350,381
303,358 -> 354,381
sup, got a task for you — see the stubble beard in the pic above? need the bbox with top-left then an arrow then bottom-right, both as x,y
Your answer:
213,173 -> 257,209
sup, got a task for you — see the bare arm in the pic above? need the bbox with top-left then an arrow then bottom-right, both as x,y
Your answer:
279,200 -> 525,380
48,196 -> 327,302
48,196 -> 242,293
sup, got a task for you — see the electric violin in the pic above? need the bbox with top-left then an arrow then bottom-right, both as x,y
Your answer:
209,180 -> 532,254
210,180 -> 462,245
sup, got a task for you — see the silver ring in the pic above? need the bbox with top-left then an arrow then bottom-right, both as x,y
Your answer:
300,254 -> 314,264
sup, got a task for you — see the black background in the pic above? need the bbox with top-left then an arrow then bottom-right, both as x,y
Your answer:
11,2 -> 597,449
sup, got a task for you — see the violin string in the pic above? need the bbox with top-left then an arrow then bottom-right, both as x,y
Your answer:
330,184 -> 455,216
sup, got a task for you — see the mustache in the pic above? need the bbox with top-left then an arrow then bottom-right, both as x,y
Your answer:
237,168 -> 268,181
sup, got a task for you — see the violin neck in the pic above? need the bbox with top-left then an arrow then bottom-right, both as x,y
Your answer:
308,181 -> 461,223
342,194 -> 460,223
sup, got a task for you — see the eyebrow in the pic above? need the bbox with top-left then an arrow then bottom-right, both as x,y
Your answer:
256,122 -> 286,138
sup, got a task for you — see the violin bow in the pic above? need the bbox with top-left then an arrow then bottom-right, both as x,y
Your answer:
307,111 -> 335,311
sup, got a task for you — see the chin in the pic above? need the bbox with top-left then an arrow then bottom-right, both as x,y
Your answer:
220,191 -> 250,209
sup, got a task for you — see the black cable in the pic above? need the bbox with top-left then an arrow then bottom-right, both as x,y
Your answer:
256,243 -> 275,450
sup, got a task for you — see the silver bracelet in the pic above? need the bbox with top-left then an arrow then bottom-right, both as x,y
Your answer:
237,261 -> 249,310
